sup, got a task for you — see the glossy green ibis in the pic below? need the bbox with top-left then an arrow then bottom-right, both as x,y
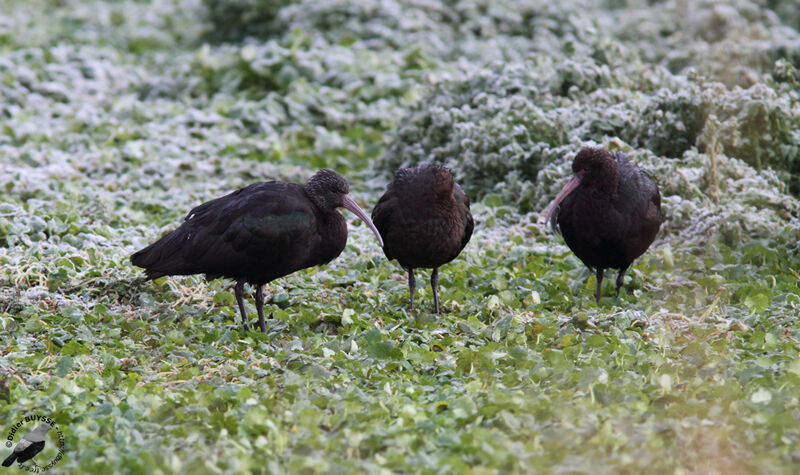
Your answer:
545,148 -> 661,302
131,169 -> 384,332
372,164 -> 474,313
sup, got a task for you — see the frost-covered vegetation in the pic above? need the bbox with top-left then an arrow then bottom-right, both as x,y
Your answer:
1,0 -> 799,473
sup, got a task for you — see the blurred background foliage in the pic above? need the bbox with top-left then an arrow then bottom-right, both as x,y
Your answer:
0,0 -> 799,472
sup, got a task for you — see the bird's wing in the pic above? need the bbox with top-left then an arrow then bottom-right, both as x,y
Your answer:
627,168 -> 661,228
185,185 -> 318,264
16,441 -> 45,464
220,197 -> 317,258
454,184 -> 474,252
182,183 -> 260,222
133,183 -> 318,278
641,169 -> 662,210
371,191 -> 399,260
13,438 -> 33,453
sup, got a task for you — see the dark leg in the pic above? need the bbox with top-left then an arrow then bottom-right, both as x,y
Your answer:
431,267 -> 440,314
595,268 -> 604,303
255,284 -> 267,333
616,267 -> 628,298
407,268 -> 416,311
235,280 -> 249,331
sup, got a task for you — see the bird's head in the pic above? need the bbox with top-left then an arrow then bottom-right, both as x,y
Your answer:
544,147 -> 619,233
35,424 -> 52,433
307,169 -> 350,204
306,169 -> 384,247
571,147 -> 619,188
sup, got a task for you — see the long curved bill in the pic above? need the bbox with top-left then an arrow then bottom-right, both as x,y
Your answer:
342,195 -> 384,248
544,174 -> 582,234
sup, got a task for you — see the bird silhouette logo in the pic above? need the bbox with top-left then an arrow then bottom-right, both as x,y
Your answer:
2,423 -> 51,467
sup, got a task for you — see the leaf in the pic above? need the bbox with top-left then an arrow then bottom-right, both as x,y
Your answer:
341,308 -> 355,325
659,374 -> 673,392
482,194 -> 503,207
55,355 -> 74,377
47,268 -> 69,291
751,388 -> 772,404
744,293 -> 771,313
450,396 -> 477,420
59,305 -> 84,323
237,387 -> 254,402
213,291 -> 236,307
366,340 -> 396,359
585,334 -> 606,348
61,340 -> 90,356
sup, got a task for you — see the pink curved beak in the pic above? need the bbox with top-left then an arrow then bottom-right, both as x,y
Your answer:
342,195 -> 384,248
544,173 -> 582,234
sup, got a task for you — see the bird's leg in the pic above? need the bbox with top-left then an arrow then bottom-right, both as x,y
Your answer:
235,280 -> 249,331
255,284 -> 267,333
431,267 -> 440,314
616,267 -> 628,298
407,268 -> 416,311
595,268 -> 604,303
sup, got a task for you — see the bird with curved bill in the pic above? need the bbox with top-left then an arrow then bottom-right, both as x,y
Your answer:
131,169 -> 384,332
544,148 -> 661,302
372,163 -> 474,313
2,424 -> 51,467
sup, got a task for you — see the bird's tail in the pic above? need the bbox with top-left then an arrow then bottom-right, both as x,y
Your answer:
2,453 -> 17,467
130,230 -> 189,279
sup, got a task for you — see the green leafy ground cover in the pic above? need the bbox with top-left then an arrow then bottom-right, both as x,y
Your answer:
1,0 -> 800,473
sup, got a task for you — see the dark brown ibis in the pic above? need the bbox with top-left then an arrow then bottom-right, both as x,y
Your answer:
545,148 -> 661,302
131,169 -> 384,332
372,164 -> 474,313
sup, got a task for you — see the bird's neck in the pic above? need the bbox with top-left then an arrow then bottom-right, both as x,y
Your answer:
315,209 -> 348,264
